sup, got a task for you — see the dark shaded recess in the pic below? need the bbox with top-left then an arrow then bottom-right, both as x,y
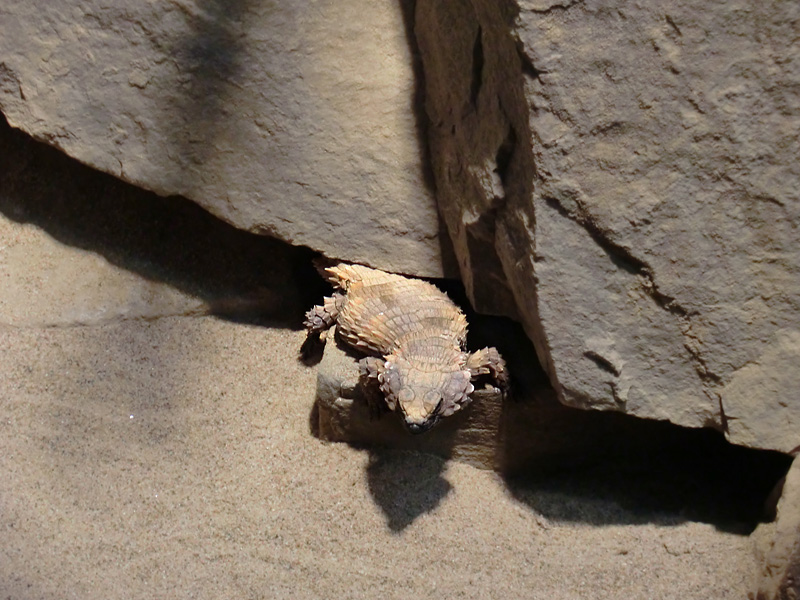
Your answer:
0,113 -> 326,327
469,25 -> 484,106
494,123 -> 517,189
505,414 -> 792,532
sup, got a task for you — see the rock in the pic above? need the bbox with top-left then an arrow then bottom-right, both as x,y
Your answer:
3,0 -> 797,453
0,0 -> 446,277
415,0 -> 800,451
753,457 -> 800,599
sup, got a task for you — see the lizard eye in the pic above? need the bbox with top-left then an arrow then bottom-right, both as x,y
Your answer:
397,388 -> 415,403
423,390 -> 441,406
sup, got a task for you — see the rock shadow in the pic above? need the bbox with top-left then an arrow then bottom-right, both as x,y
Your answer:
365,448 -> 452,532
503,422 -> 793,534
0,113 -> 326,327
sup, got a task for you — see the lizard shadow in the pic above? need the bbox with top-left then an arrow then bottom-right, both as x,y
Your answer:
357,390 -> 792,534
364,448 -> 453,532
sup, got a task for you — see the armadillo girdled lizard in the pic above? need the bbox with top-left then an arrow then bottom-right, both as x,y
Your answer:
304,262 -> 507,434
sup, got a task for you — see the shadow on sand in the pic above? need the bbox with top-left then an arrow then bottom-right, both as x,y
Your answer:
365,449 -> 452,532
355,394 -> 791,534
502,424 -> 792,534
0,113 -> 326,328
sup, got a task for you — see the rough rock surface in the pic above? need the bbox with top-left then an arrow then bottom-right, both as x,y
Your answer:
753,457 -> 800,599
416,0 -> 800,451
0,0 -> 446,277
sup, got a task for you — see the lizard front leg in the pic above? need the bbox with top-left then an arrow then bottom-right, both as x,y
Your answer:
465,347 -> 509,393
303,293 -> 344,336
358,356 -> 391,418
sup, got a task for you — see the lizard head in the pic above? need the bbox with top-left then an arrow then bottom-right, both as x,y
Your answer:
378,357 -> 475,434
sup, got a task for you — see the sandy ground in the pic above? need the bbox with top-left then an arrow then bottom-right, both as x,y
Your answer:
0,317 -> 756,599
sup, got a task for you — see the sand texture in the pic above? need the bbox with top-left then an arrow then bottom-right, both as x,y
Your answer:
0,318 -> 757,600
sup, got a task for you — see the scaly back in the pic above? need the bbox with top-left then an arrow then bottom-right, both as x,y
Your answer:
323,263 -> 468,357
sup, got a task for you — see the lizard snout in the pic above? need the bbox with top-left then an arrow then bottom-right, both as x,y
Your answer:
405,421 -> 433,435
403,398 -> 443,435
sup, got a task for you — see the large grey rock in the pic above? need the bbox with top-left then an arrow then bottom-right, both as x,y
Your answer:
416,0 -> 800,451
0,0 -> 446,277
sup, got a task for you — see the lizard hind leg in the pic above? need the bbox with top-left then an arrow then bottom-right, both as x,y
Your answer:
465,347 -> 509,394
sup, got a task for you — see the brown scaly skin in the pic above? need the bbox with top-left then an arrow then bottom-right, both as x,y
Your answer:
304,262 -> 508,434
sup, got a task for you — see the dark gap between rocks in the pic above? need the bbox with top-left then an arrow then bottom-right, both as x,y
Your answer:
469,25 -> 484,107
503,423 -> 791,534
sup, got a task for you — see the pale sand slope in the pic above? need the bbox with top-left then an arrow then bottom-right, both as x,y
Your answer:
0,318 -> 753,599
